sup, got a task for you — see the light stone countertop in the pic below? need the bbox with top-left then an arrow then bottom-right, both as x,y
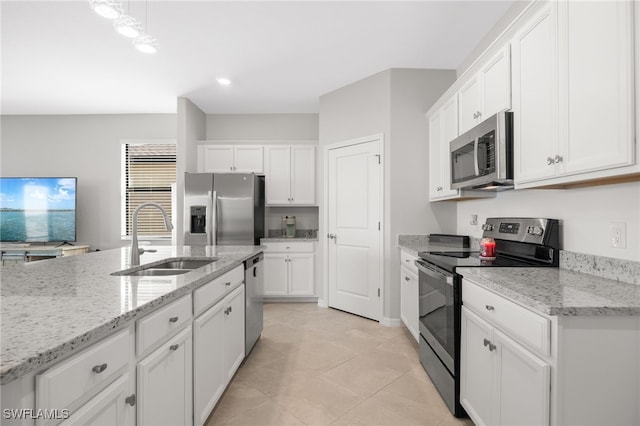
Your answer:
0,245 -> 262,385
458,267 -> 640,317
261,237 -> 319,242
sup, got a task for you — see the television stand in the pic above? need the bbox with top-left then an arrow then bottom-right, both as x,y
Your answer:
55,241 -> 75,247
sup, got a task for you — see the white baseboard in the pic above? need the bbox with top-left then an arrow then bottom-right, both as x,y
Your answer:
317,299 -> 328,308
380,317 -> 402,327
263,297 -> 318,303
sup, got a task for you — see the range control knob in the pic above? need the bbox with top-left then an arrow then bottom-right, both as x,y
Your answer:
527,226 -> 544,236
481,224 -> 494,231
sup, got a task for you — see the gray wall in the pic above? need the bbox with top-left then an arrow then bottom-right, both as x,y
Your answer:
206,114 -> 318,140
0,114 -> 176,250
319,69 -> 456,321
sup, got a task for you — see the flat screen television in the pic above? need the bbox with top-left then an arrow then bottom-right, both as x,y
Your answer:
0,177 -> 77,243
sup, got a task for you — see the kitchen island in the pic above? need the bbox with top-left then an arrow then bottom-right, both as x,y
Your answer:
0,245 -> 262,426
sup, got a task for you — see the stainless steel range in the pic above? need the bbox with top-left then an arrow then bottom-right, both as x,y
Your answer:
416,218 -> 560,417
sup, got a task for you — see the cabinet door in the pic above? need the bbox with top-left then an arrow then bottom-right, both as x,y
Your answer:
511,2 -> 559,184
440,97 -> 460,198
193,301 -> 226,426
61,374 -> 133,426
234,146 -> 264,173
224,285 -> 245,382
263,253 -> 288,296
458,75 -> 481,134
288,253 -> 314,296
460,307 -> 495,426
137,327 -> 192,426
199,146 -> 235,173
428,110 -> 443,200
264,146 -> 292,205
399,267 -> 419,342
558,0 -> 634,176
481,46 -> 511,118
290,146 -> 316,205
494,329 -> 550,426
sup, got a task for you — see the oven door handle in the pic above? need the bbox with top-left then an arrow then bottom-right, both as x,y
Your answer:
415,260 -> 454,286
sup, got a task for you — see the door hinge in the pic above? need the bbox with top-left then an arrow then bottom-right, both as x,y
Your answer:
377,288 -> 380,298
374,154 -> 381,164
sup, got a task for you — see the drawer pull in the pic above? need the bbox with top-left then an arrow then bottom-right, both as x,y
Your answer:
485,305 -> 495,311
125,394 -> 136,406
405,276 -> 410,281
170,344 -> 179,351
483,338 -> 496,351
405,259 -> 410,263
169,316 -> 179,323
92,363 -> 108,374
225,281 -> 231,286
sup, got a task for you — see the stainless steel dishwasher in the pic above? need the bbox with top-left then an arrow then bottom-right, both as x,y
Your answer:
244,253 -> 263,356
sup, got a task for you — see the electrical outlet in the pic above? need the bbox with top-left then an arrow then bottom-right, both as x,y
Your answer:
610,222 -> 626,248
470,214 -> 478,226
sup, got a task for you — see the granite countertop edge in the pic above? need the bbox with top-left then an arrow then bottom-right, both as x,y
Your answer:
0,246 -> 262,385
261,237 -> 319,242
457,267 -> 640,317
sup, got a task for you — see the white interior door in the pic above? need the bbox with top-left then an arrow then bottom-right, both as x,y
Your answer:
327,138 -> 382,321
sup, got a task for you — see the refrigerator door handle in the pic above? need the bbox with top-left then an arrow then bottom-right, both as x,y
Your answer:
207,190 -> 216,246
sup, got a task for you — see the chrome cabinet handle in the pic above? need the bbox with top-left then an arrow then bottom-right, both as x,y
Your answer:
473,112 -> 478,119
547,157 -> 554,165
92,363 -> 108,374
485,305 -> 495,311
405,276 -> 410,281
554,155 -> 563,163
405,259 -> 410,263
477,111 -> 482,118
483,338 -> 496,351
170,344 -> 179,351
169,316 -> 179,323
229,306 -> 233,313
225,281 -> 231,286
437,186 -> 443,191
125,394 -> 136,406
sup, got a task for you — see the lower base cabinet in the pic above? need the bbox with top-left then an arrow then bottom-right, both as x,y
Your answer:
137,327 -> 193,426
399,250 -> 419,342
461,306 -> 550,425
193,285 -> 245,426
262,242 -> 315,297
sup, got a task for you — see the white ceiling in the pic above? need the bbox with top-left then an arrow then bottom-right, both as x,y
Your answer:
1,1 -> 515,115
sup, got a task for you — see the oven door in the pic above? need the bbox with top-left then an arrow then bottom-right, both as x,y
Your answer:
416,259 -> 456,373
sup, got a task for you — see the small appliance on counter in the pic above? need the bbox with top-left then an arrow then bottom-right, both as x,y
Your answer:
416,217 -> 560,417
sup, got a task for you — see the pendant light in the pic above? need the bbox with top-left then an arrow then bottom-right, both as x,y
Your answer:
114,14 -> 143,39
89,0 -> 123,20
133,0 -> 159,54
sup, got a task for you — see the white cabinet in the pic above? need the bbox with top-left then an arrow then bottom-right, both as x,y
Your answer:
197,145 -> 264,173
399,250 -> 419,342
263,241 -> 315,297
458,46 -> 511,134
193,284 -> 245,426
35,328 -> 135,426
137,326 -> 192,426
264,145 -> 316,205
461,306 -> 550,426
513,0 -> 636,188
429,96 -> 460,200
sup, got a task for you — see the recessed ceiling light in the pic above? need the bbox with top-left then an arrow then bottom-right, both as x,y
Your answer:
217,78 -> 231,86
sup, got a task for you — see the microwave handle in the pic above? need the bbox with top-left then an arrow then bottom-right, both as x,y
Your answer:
473,138 -> 480,176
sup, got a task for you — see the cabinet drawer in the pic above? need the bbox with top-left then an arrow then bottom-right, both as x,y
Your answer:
261,241 -> 315,253
36,328 -> 132,413
194,265 -> 244,316
400,250 -> 418,275
137,294 -> 192,356
463,279 -> 550,356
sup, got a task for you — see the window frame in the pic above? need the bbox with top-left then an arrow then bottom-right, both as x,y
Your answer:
120,139 -> 177,241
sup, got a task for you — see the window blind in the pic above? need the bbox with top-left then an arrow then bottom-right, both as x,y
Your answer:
122,143 -> 176,237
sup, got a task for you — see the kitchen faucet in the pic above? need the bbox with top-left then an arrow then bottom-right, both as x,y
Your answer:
130,202 -> 173,266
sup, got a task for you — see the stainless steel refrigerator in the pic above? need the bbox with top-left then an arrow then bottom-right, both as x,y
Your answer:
184,173 -> 265,246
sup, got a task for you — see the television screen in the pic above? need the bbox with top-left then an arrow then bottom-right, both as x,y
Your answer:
0,177 -> 77,243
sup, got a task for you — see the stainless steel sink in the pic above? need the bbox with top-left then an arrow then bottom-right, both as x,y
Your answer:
152,259 -> 216,270
123,269 -> 192,276
111,257 -> 217,277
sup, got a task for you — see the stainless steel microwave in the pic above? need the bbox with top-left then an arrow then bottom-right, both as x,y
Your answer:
450,111 -> 513,190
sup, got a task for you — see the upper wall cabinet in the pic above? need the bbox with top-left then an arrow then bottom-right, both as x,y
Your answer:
458,46 -> 511,135
429,97 -> 460,200
264,145 -> 316,205
197,145 -> 264,173
513,0 -> 636,188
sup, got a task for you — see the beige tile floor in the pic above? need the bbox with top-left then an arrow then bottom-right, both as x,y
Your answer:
206,303 -> 475,426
